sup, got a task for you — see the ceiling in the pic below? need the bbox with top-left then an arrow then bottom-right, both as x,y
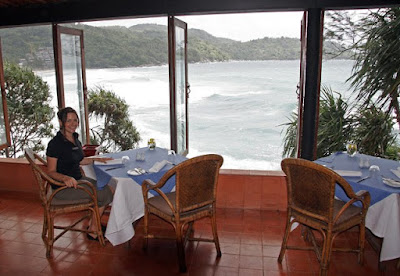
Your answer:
0,0 -> 398,27
0,0 -> 65,8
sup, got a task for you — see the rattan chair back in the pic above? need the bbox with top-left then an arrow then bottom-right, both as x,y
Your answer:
142,154 -> 223,272
279,158 -> 370,276
282,158 -> 340,223
174,154 -> 222,212
24,148 -> 105,258
25,148 -> 51,205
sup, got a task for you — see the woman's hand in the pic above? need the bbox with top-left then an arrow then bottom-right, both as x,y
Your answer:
48,156 -> 78,188
63,176 -> 78,188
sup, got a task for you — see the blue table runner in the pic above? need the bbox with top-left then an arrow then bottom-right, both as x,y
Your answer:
93,147 -> 186,195
316,152 -> 400,206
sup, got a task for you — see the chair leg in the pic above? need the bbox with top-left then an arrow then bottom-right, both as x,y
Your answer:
278,212 -> 291,263
210,210 -> 221,257
358,223 -> 365,265
93,208 -> 105,246
46,216 -> 54,258
176,223 -> 187,273
142,208 -> 149,250
42,213 -> 48,243
319,232 -> 333,276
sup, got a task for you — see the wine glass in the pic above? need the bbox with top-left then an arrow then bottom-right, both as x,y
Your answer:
368,165 -> 380,179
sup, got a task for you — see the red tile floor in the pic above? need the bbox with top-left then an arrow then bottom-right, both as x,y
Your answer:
0,191 -> 398,276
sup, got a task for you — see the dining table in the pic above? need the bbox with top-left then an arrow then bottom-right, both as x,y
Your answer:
315,151 -> 400,263
82,147 -> 187,246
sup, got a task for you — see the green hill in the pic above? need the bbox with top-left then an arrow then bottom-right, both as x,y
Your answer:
0,23 -> 348,69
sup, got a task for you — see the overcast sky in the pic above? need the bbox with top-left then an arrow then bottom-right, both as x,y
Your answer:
84,12 -> 304,42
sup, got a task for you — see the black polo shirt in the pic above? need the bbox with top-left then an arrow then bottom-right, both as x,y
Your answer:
46,131 -> 84,181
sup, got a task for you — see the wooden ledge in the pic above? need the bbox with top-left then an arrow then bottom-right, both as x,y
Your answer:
220,169 -> 285,176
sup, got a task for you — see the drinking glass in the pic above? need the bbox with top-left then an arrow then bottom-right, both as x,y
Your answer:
136,152 -> 145,161
358,156 -> 370,169
122,155 -> 130,166
168,150 -> 176,165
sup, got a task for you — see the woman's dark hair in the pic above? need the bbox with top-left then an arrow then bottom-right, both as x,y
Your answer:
57,107 -> 79,130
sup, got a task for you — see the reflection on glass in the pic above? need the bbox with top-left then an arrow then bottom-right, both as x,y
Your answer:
175,26 -> 186,154
61,33 -> 86,143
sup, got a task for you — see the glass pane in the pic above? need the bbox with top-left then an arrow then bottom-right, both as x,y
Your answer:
60,33 -> 86,143
0,92 -> 6,145
175,26 -> 186,154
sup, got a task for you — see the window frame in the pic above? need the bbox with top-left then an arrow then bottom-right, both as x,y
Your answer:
0,38 -> 11,152
168,16 -> 189,156
52,24 -> 90,144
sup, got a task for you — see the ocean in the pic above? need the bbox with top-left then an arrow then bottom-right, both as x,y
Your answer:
36,59 -> 354,170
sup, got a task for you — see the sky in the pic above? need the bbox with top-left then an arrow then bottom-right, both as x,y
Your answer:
84,12 -> 304,42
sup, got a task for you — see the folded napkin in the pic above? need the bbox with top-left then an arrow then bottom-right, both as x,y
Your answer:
94,158 -> 122,165
333,170 -> 362,177
390,167 -> 400,179
382,177 -> 400,188
149,160 -> 170,173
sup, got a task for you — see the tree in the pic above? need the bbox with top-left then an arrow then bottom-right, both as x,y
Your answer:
0,62 -> 54,158
326,8 -> 400,127
282,86 -> 351,159
88,87 -> 140,152
352,103 -> 396,157
281,86 -> 397,159
316,86 -> 352,158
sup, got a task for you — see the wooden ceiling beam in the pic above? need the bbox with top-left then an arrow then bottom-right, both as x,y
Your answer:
0,0 -> 398,27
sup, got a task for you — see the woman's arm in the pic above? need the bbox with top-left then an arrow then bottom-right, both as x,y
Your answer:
47,156 -> 78,188
80,156 -> 113,165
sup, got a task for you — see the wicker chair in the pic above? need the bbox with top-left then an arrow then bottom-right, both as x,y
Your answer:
142,154 -> 223,272
25,148 -> 105,258
278,158 -> 371,276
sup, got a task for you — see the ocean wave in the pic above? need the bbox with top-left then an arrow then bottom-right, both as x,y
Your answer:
187,147 -> 281,170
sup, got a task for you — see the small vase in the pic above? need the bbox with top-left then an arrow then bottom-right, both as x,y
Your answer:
148,138 -> 156,150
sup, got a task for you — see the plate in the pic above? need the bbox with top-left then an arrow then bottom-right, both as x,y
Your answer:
127,168 -> 145,176
382,178 -> 400,188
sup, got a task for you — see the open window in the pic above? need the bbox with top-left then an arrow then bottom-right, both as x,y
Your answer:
53,24 -> 89,144
0,39 -> 11,153
168,16 -> 189,156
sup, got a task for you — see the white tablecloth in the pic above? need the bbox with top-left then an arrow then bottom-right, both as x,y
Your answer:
315,152 -> 400,262
83,159 -> 174,246
365,193 -> 400,261
105,177 -> 147,245
82,164 -> 149,245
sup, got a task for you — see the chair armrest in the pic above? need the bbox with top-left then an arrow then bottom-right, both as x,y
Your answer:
333,190 -> 371,224
141,172 -> 174,196
141,178 -> 167,198
354,190 -> 371,209
141,179 -> 176,213
142,179 -> 157,189
49,179 -> 98,205
335,176 -> 370,210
